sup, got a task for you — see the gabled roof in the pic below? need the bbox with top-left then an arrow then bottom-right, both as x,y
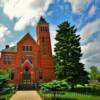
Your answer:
2,33 -> 36,53
17,33 -> 37,44
2,46 -> 17,53
38,16 -> 48,24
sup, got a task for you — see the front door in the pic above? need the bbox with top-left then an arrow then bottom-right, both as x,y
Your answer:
22,68 -> 31,84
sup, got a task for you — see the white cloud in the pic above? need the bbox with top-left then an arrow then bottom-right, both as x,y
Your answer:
10,41 -> 17,47
79,18 -> 100,68
81,38 -> 100,69
81,40 -> 100,59
50,25 -> 57,54
80,18 -> 100,41
65,0 -> 91,14
1,0 -> 53,31
0,24 -> 11,42
88,5 -> 96,16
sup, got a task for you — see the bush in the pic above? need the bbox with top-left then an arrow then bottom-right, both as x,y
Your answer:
0,69 -> 15,95
40,80 -> 71,93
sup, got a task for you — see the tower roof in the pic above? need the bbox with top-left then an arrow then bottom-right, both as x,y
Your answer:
38,16 -> 48,24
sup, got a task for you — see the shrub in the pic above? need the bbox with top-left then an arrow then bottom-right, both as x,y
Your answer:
40,80 -> 71,93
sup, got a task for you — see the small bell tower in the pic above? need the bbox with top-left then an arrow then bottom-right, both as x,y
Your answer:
36,16 -> 54,81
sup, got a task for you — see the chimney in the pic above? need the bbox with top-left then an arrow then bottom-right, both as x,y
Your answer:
6,45 -> 9,49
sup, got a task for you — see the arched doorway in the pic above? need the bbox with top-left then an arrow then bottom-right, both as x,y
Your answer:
22,67 -> 31,84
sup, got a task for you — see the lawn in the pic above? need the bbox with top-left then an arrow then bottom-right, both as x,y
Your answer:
39,91 -> 100,100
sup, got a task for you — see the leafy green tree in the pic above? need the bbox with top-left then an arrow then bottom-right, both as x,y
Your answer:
54,21 -> 89,87
89,66 -> 100,80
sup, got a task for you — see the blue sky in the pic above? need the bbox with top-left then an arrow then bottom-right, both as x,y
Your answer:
0,0 -> 100,69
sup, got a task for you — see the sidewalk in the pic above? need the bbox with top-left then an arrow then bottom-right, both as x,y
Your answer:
10,91 -> 42,100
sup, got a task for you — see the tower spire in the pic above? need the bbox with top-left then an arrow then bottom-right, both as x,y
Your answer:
38,16 -> 48,24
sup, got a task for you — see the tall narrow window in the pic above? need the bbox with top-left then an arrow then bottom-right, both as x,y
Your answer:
22,56 -> 25,63
41,27 -> 42,32
38,71 -> 43,80
45,27 -> 48,32
29,56 -> 32,63
42,37 -> 46,55
29,46 -> 32,51
26,46 -> 28,51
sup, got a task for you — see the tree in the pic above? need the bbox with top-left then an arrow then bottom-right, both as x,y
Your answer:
54,21 -> 89,87
89,66 -> 100,80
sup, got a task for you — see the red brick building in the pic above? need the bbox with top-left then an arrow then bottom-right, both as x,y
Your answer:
0,17 -> 54,85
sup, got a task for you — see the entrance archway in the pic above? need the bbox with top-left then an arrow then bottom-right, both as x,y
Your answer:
22,67 -> 31,84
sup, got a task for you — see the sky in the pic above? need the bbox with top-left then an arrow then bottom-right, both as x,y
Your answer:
0,0 -> 100,70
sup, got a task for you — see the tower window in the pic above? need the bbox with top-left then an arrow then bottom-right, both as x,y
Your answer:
42,37 -> 46,55
45,27 -> 48,32
42,37 -> 45,44
40,26 -> 48,32
41,27 -> 43,32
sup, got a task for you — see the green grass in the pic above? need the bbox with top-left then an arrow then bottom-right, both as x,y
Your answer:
65,92 -> 100,100
39,91 -> 100,100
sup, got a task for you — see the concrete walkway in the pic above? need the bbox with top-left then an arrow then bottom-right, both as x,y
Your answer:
10,91 -> 42,100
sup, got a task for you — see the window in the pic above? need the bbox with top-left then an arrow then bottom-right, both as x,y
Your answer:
4,55 -> 12,64
40,27 -> 48,32
41,27 -> 43,32
26,46 -> 28,51
45,27 -> 48,32
11,71 -> 14,80
22,56 -> 32,64
23,45 -> 32,52
42,37 -> 46,55
29,46 -> 32,51
22,56 -> 25,63
29,56 -> 32,63
23,46 -> 25,51
38,71 -> 43,80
